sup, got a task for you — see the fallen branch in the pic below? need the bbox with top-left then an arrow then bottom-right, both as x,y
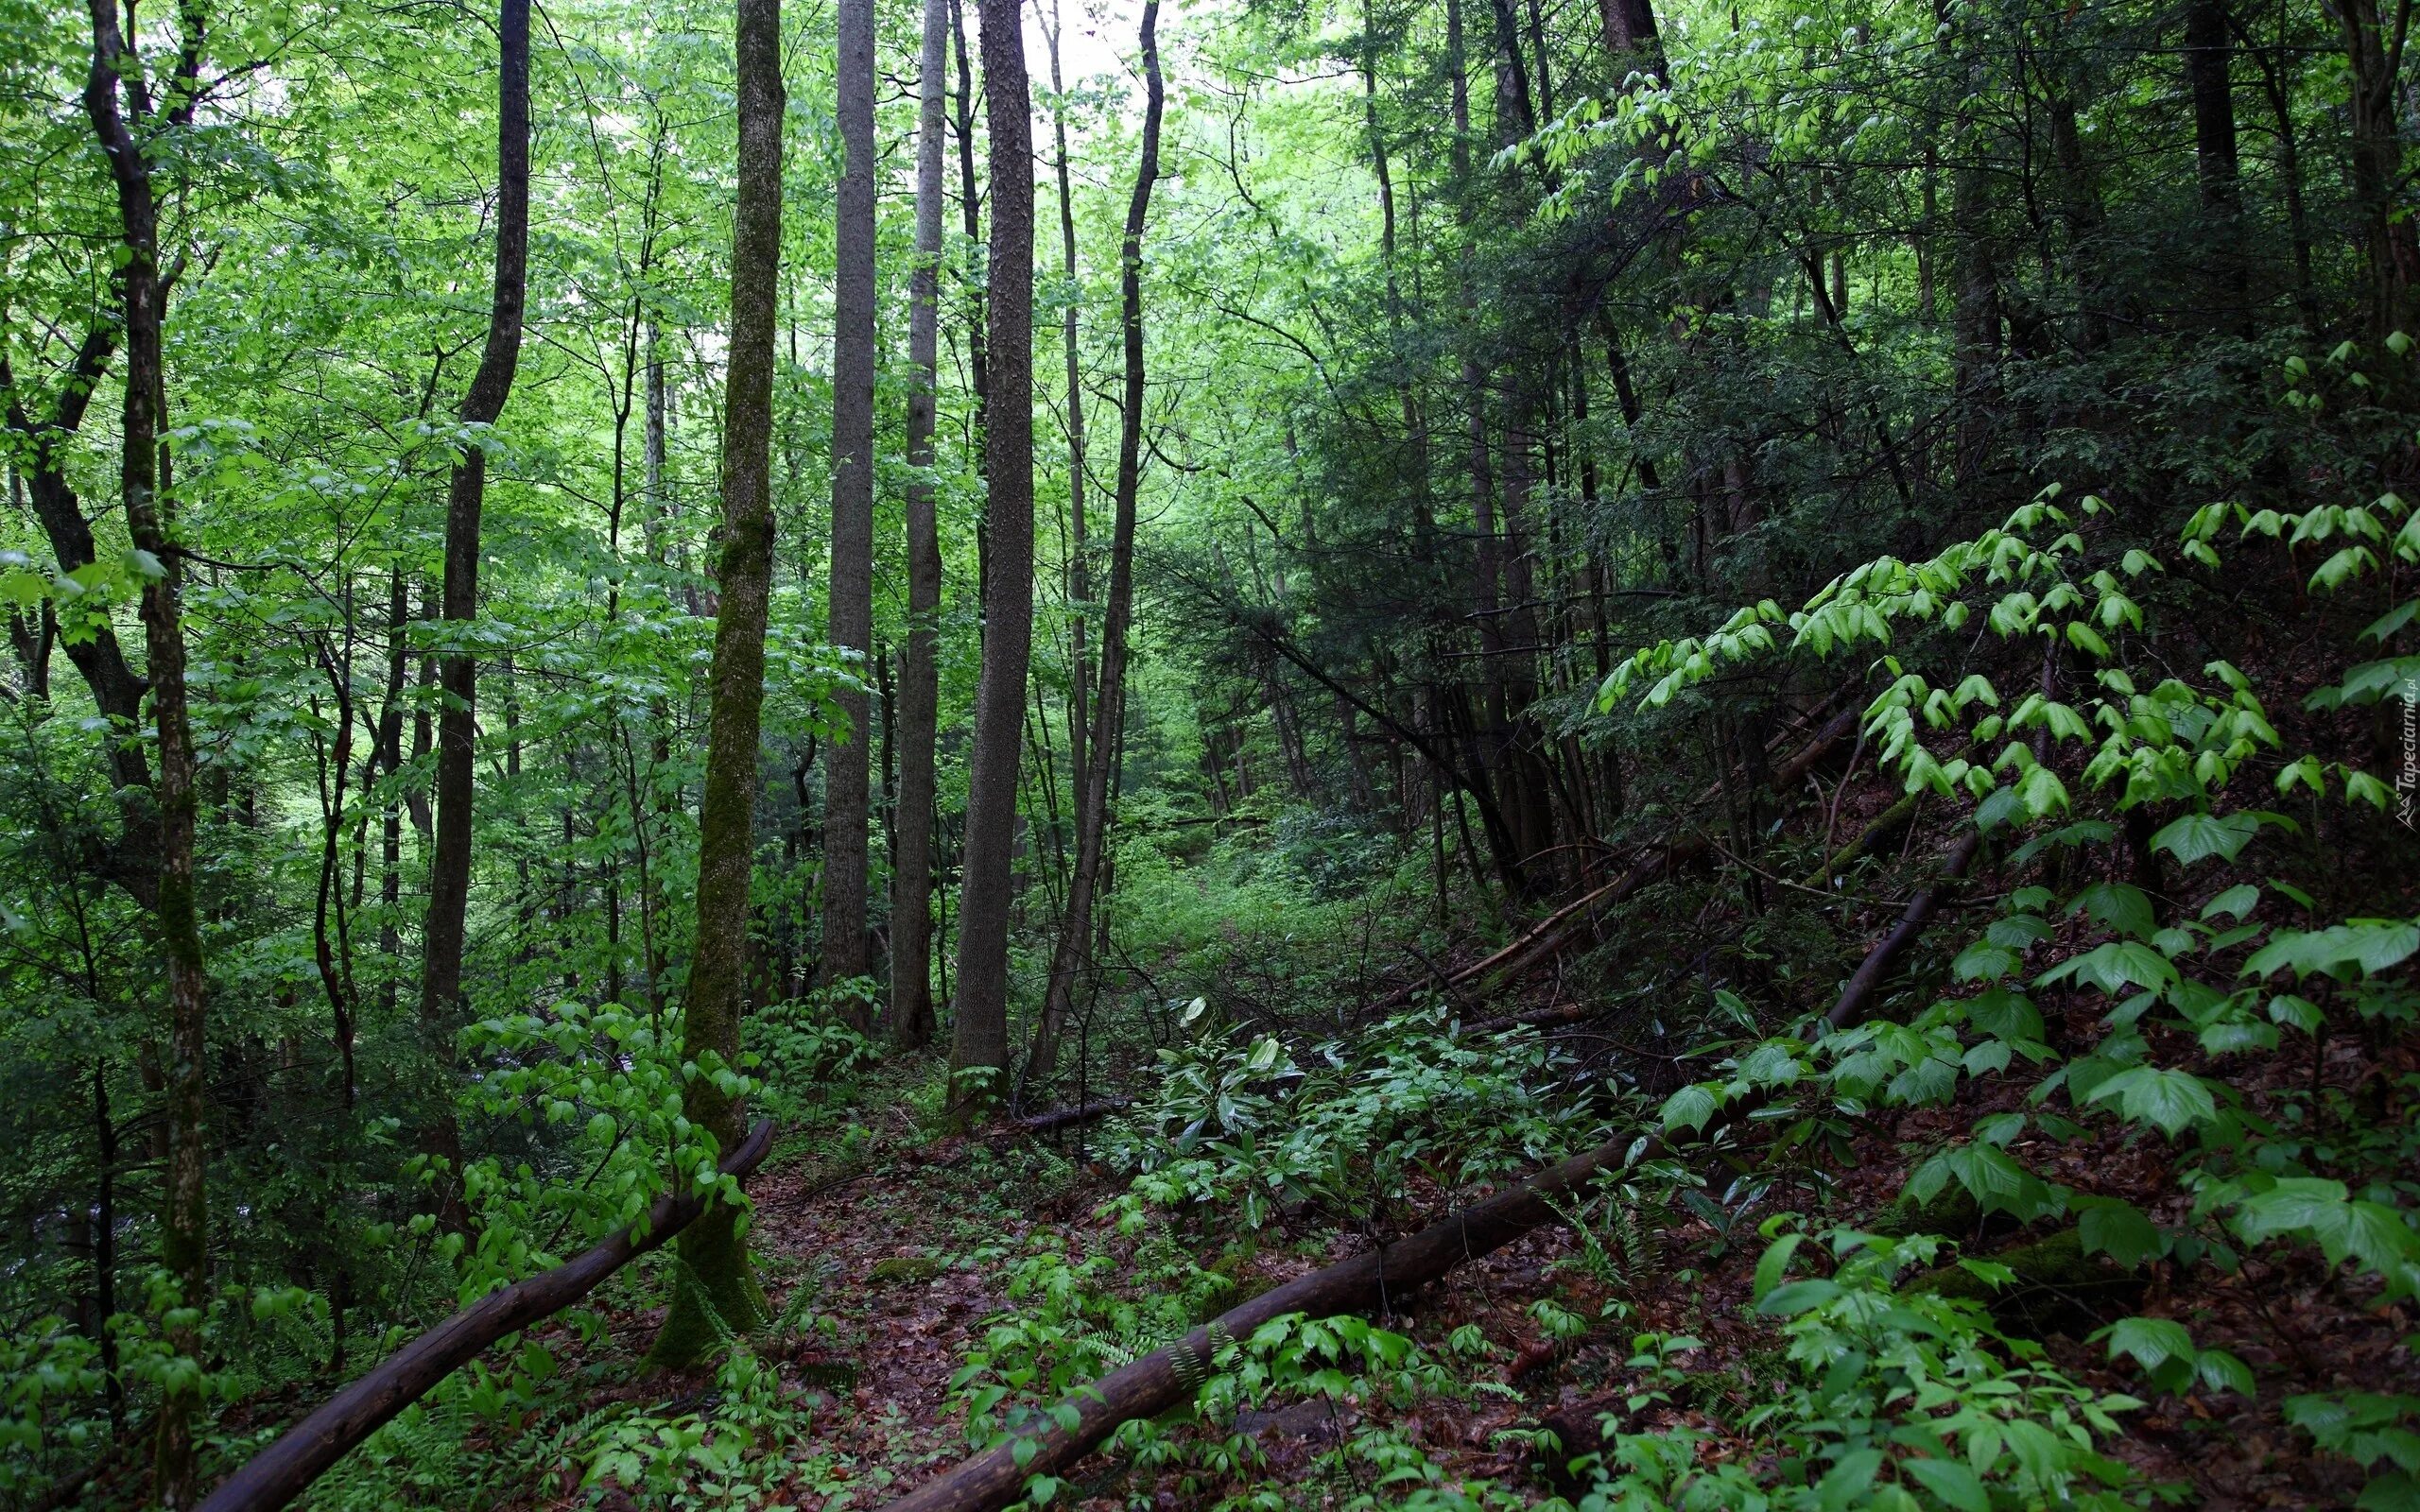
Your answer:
1012,1098 -> 1132,1133
1824,827 -> 1981,1031
197,1117 -> 778,1512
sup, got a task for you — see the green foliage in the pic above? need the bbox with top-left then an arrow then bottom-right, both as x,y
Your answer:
1108,1008 -> 1598,1228
2284,1394 -> 2420,1512
1559,1227 -> 2149,1510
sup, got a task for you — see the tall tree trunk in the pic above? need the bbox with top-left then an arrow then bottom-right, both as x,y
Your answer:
648,0 -> 785,1368
2337,0 -> 2415,335
1597,0 -> 1668,80
1942,0 -> 1997,490
2184,0 -> 2247,319
644,324 -> 669,555
821,0 -> 876,996
2046,84 -> 2111,352
948,0 -> 1035,1119
1024,0 -> 1161,1101
80,0 -> 209,1495
893,0 -> 947,1051
420,0 -> 530,1030
2239,17 -> 2317,328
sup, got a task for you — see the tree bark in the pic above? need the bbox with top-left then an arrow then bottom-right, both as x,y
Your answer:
420,0 -> 530,1028
821,0 -> 877,995
2183,0 -> 2247,318
894,0 -> 948,1051
80,0 -> 210,1495
949,0 -> 1036,1119
1025,0 -> 1162,1100
648,0 -> 785,1366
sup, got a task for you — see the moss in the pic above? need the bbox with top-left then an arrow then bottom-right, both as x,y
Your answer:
645,1204 -> 769,1370
1911,1227 -> 2142,1336
1190,1238 -> 1257,1321
869,1253 -> 946,1286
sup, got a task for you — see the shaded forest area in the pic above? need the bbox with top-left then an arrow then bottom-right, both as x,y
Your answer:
2,0 -> 2418,1499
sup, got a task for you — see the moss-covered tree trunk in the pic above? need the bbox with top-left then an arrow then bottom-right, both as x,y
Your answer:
648,0 -> 784,1367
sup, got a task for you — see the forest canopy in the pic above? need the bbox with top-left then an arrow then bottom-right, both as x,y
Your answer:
2,0 -> 2417,1500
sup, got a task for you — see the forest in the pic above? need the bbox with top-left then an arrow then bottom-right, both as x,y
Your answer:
2,0 -> 2418,1498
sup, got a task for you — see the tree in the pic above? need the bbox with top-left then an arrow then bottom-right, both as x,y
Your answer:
79,0 -> 211,1493
821,0 -> 876,997
893,0 -> 949,1049
420,0 -> 531,1043
1025,0 -> 1163,1101
948,0 -> 1035,1118
648,0 -> 785,1367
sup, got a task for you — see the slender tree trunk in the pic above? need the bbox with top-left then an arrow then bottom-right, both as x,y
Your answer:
81,0 -> 209,1495
421,0 -> 530,1031
950,0 -> 989,468
648,0 -> 785,1368
645,325 -> 669,554
1025,0 -> 1161,1100
948,0 -> 1036,1119
1046,0 -> 1090,798
821,0 -> 877,997
375,568 -> 408,1012
2238,20 -> 2317,328
893,0 -> 948,1051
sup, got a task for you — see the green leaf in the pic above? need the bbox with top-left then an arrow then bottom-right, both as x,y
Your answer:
1902,1455 -> 1990,1512
1753,1233 -> 1805,1305
2040,939 -> 2177,994
1660,1084 -> 1719,1134
1756,1278 -> 1841,1316
2080,1200 -> 2163,1267
2150,812 -> 2259,867
2067,882 -> 2157,939
2104,1315 -> 2194,1372
2085,1066 -> 2219,1136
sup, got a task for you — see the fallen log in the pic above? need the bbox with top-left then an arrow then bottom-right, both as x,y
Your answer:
876,821 -> 1987,1512
873,1125 -> 1660,1512
197,1117 -> 778,1512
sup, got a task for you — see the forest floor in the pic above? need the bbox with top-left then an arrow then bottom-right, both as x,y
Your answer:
384,1009 -> 2399,1512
